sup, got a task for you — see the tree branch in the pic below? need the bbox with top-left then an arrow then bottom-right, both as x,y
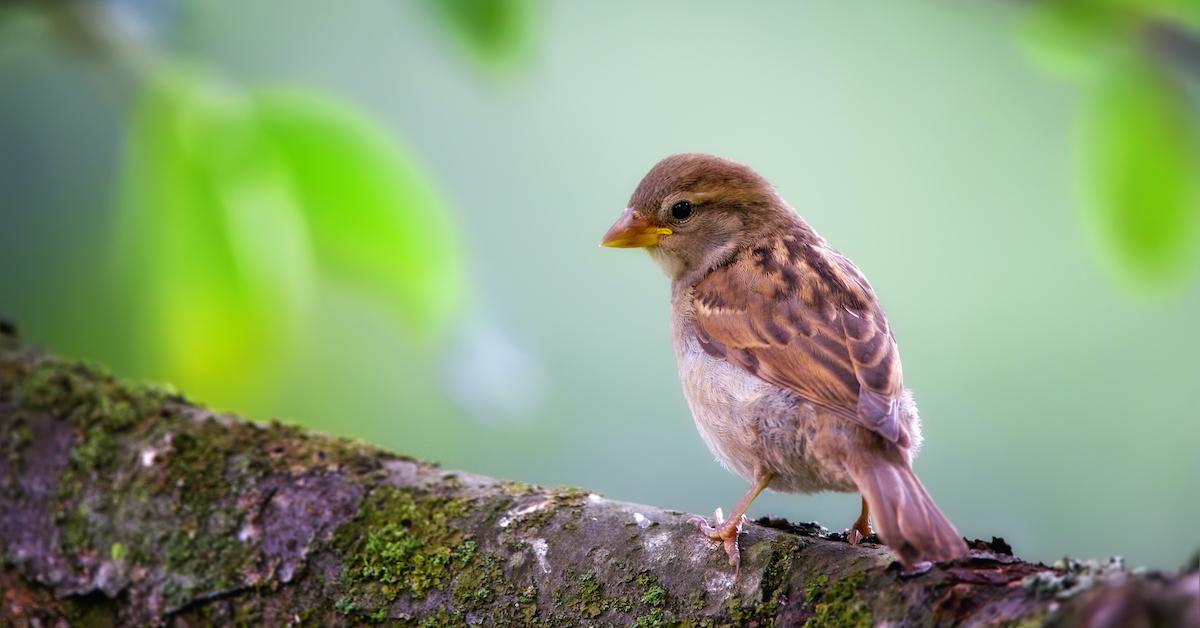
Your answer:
0,323 -> 1195,626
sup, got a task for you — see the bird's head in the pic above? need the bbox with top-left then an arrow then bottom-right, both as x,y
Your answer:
600,153 -> 795,281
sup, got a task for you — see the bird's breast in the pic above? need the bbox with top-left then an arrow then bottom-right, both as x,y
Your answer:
670,293 -> 775,482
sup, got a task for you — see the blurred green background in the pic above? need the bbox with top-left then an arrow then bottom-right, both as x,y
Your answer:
1,0 -> 1197,570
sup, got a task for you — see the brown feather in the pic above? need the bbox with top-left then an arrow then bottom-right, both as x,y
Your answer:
692,226 -> 907,443
610,153 -> 966,566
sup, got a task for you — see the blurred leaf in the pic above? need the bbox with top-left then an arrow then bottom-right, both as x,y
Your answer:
1079,52 -> 1200,288
1020,0 -> 1200,81
1154,1 -> 1200,31
253,89 -> 465,339
1019,0 -> 1128,80
112,69 -> 464,401
422,0 -> 536,70
113,71 -> 313,396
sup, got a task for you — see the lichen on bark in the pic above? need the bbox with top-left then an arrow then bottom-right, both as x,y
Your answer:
0,325 -> 1197,626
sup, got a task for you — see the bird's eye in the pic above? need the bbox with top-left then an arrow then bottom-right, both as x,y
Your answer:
670,200 -> 694,221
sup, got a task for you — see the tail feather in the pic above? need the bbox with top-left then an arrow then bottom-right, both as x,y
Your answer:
853,459 -> 966,566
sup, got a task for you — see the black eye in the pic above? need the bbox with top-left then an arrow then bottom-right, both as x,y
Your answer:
670,200 -> 693,221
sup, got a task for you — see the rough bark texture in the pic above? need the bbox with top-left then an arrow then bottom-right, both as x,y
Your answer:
0,323 -> 1196,627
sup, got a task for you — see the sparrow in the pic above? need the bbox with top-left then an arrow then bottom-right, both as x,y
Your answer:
601,153 -> 967,569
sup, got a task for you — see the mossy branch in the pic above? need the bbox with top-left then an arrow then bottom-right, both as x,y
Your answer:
0,323 -> 1196,626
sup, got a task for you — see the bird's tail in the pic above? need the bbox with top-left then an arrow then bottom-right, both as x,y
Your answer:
850,456 -> 967,566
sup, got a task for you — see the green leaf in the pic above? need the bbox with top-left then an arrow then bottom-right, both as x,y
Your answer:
422,0 -> 536,70
113,70 -> 312,396
1019,0 -> 1200,80
111,69 -> 464,401
1153,0 -> 1200,32
1019,0 -> 1128,80
252,89 -> 465,339
1079,52 -> 1200,288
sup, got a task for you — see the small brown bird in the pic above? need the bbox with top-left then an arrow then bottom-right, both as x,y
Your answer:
601,153 -> 967,569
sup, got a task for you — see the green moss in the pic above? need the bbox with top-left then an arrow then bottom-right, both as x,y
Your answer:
3,347 -> 745,625
10,361 -> 161,520
633,609 -> 667,627
14,360 -> 162,559
155,429 -> 256,598
760,536 -> 799,602
252,419 -> 392,476
0,348 -> 520,621
641,585 -> 667,607
11,361 -> 152,432
577,571 -> 605,618
550,569 -> 677,626
728,535 -> 800,624
803,571 -> 871,628
500,480 -> 537,497
510,584 -> 542,625
513,486 -> 589,532
331,486 -> 475,620
551,486 -> 590,501
632,574 -> 671,627
452,551 -> 502,610
417,608 -> 467,628
334,596 -> 357,615
70,425 -> 118,475
5,357 -> 267,606
803,575 -> 829,603
1006,612 -> 1046,628
1,415 -> 33,472
567,571 -> 626,619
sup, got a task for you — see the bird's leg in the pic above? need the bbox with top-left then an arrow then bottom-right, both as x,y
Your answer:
689,472 -> 773,569
847,496 -> 872,545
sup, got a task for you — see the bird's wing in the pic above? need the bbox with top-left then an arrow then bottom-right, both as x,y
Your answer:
691,230 -> 907,442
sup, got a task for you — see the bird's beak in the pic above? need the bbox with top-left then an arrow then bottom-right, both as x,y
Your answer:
600,209 -> 672,248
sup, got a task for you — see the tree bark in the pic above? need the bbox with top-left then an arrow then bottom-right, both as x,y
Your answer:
0,323 -> 1196,627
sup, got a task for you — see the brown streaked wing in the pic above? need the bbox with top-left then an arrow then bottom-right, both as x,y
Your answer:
691,234 -> 906,443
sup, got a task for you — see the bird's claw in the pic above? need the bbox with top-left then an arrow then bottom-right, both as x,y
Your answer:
690,508 -> 746,569
723,535 -> 741,572
846,517 -> 873,546
689,512 -> 717,537
689,507 -> 726,540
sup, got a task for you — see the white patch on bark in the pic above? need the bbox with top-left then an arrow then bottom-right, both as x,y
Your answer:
705,570 -> 736,592
498,499 -> 551,528
238,522 -> 260,543
531,538 -> 550,573
643,530 -> 673,559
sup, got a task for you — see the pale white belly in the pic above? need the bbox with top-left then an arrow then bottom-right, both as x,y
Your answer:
670,302 -> 859,494
675,333 -> 774,483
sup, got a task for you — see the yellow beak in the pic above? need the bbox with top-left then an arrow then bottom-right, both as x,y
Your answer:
600,209 -> 672,248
